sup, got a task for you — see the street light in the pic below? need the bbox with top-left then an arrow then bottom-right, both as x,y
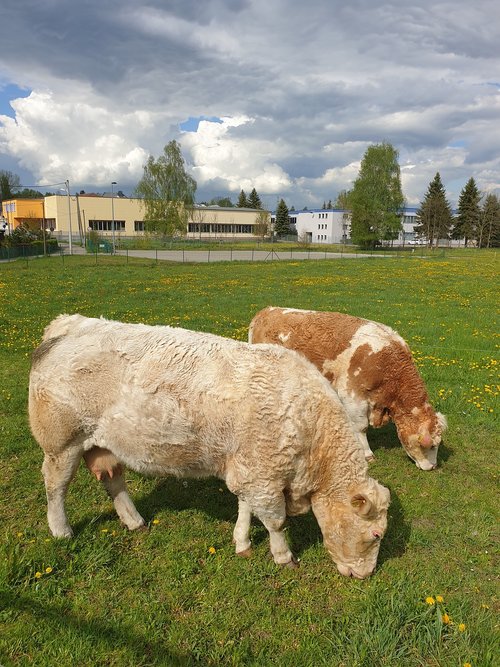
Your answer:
111,181 -> 117,254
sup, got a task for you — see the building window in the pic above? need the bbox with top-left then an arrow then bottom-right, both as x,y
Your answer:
88,220 -> 125,231
134,221 -> 144,232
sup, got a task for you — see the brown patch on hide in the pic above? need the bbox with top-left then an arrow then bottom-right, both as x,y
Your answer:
31,336 -> 63,367
249,307 -> 364,373
347,344 -> 385,397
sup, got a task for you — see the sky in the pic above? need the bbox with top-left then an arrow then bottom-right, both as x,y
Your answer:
1,0 -> 499,210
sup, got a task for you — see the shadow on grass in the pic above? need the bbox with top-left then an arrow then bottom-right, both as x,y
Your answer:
1,589 -> 188,666
71,473 -> 410,570
377,487 -> 411,566
368,422 -> 453,467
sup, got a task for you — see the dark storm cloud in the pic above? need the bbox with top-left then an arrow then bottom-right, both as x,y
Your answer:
1,0 -> 499,205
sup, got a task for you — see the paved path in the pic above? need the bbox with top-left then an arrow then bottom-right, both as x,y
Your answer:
2,243 -> 398,263
111,248 -> 374,262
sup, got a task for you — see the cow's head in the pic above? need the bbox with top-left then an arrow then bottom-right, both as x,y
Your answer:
396,406 -> 447,470
312,478 -> 390,579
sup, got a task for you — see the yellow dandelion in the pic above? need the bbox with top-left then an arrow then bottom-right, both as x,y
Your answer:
45,566 -> 53,574
101,528 -> 109,533
16,532 -> 23,538
464,663 -> 472,667
152,519 -> 160,525
458,623 -> 466,632
34,571 -> 42,579
208,546 -> 216,554
442,613 -> 451,624
436,595 -> 444,603
425,596 -> 435,605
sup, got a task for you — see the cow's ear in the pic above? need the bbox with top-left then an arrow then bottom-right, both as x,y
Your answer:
351,493 -> 372,516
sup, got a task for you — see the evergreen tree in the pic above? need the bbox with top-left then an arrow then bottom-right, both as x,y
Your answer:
334,190 -> 351,209
135,140 -> 197,237
349,142 -> 404,248
327,199 -> 333,209
247,188 -> 262,209
415,173 -> 453,246
274,198 -> 290,237
451,177 -> 481,246
237,190 -> 248,207
480,193 -> 500,248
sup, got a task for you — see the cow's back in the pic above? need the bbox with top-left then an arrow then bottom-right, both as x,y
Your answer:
249,307 -> 366,371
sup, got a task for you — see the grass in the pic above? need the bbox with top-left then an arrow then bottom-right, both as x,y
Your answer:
0,250 -> 498,666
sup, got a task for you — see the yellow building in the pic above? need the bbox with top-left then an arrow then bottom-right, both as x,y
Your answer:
41,194 -> 268,242
1,198 -> 45,233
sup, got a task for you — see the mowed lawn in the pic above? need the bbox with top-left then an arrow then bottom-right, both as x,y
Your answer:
0,251 -> 498,667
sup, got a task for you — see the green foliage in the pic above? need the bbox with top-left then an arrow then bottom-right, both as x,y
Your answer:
237,189 -> 249,207
0,170 -> 21,200
452,177 -> 482,246
247,187 -> 262,209
334,190 -> 351,209
479,193 -> 500,248
349,143 -> 404,248
13,188 -> 45,199
135,140 -> 197,237
274,198 -> 290,236
253,210 -> 270,239
8,224 -> 41,244
415,173 -> 454,245
208,196 -> 234,207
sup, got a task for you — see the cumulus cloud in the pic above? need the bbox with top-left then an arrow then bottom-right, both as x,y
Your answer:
0,0 -> 499,206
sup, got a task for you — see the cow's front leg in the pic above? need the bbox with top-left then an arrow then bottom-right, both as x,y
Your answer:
233,497 -> 252,557
253,494 -> 298,568
343,397 -> 374,461
358,429 -> 375,461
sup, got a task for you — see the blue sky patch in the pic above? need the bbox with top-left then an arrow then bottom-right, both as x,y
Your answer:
0,83 -> 31,118
180,116 -> 222,132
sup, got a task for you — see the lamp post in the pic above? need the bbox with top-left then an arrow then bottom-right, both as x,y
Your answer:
65,180 -> 73,254
111,181 -> 117,254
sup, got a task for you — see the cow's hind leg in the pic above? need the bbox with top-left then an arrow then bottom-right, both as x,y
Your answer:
84,447 -> 145,530
42,448 -> 83,538
233,497 -> 252,557
100,471 -> 146,531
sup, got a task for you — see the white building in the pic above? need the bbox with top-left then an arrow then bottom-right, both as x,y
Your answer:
292,209 -> 352,244
291,206 -> 431,245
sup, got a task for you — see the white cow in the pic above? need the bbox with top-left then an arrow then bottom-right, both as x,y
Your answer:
29,314 -> 390,578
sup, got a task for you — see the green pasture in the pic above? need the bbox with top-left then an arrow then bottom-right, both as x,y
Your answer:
0,251 -> 498,666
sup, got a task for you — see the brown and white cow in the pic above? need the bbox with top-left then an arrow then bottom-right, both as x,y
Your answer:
29,314 -> 390,578
249,307 -> 447,470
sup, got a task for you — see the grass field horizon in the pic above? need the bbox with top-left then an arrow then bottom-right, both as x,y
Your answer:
0,251 -> 498,666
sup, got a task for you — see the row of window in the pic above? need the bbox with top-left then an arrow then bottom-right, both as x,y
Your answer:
188,223 -> 254,234
317,223 -> 328,229
88,220 -> 126,231
318,213 -> 329,219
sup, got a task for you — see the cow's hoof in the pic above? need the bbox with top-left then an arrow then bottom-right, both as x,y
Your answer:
365,453 -> 375,462
284,556 -> 300,569
236,547 -> 252,558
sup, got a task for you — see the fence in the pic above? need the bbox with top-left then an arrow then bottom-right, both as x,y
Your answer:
0,241 -> 60,261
